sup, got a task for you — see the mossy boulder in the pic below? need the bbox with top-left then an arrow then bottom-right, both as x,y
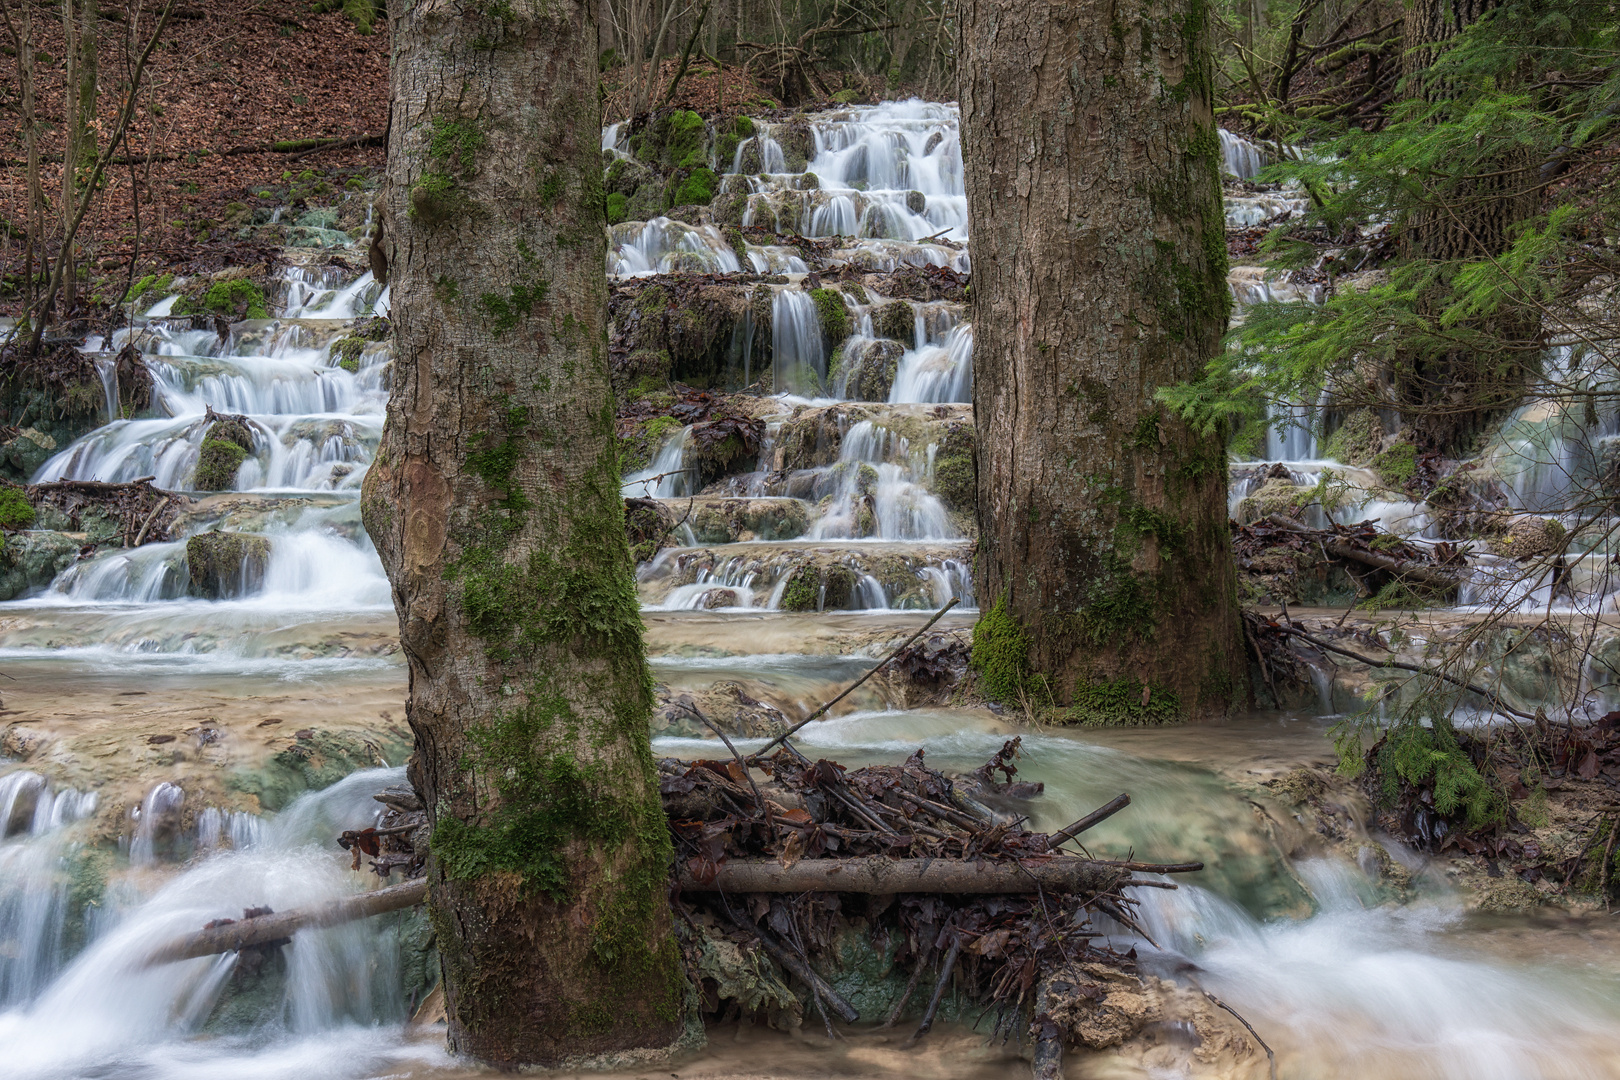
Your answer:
0,530 -> 82,600
633,109 -> 710,171
808,287 -> 850,353
225,726 -> 413,813
186,531 -> 270,598
687,499 -> 810,544
872,300 -> 915,343
672,166 -> 719,207
1371,440 -> 1418,488
192,416 -> 256,490
779,564 -> 856,612
173,273 -> 270,320
1234,478 -> 1307,524
713,115 -> 755,169
836,339 -> 904,402
775,121 -> 813,172
0,482 -> 36,530
1323,409 -> 1384,466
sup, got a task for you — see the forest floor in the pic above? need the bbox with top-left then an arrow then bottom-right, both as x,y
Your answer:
0,0 -> 392,314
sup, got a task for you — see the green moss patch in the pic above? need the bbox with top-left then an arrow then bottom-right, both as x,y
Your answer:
671,166 -> 718,207
809,287 -> 850,350
1065,676 -> 1181,726
1372,440 -> 1418,487
0,483 -> 36,530
969,597 -> 1037,703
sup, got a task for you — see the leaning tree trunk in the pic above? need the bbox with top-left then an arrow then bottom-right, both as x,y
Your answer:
1395,0 -> 1540,453
364,0 -> 686,1066
961,0 -> 1243,719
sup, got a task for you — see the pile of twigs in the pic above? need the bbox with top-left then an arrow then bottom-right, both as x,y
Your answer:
659,605 -> 1202,1055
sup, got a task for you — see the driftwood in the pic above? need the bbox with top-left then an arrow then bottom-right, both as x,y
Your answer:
678,855 -> 1158,895
26,476 -> 188,546
143,878 -> 426,966
1263,513 -> 1462,592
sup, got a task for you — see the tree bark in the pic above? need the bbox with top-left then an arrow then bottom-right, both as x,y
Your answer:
364,0 -> 686,1067
961,0 -> 1244,716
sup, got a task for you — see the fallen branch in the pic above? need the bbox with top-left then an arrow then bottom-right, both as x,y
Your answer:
1263,514 -> 1462,593
1048,793 -> 1129,847
753,598 -> 959,756
678,855 -> 1126,895
142,878 -> 426,966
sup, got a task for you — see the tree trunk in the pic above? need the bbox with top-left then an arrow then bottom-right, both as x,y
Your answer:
1395,0 -> 1540,453
364,0 -> 687,1067
961,0 -> 1244,718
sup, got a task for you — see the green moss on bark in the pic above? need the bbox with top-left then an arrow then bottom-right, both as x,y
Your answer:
970,596 -> 1038,703
1065,676 -> 1181,726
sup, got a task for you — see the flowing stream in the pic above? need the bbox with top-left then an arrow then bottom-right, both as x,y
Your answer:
2,101 -> 1619,1078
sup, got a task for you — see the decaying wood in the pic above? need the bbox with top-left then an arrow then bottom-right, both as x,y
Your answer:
142,878 -> 426,966
678,855 -> 1133,894
1263,513 -> 1462,592
1049,792 -> 1130,846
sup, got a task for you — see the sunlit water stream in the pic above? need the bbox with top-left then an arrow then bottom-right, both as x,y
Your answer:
2,103 -> 1619,1078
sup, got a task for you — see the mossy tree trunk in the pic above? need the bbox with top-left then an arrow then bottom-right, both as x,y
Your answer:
364,0 -> 686,1066
960,0 -> 1244,720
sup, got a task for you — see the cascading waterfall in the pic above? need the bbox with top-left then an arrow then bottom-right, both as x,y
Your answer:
805,421 -> 958,541
12,263 -> 394,617
0,769 -> 436,1079
772,289 -> 830,395
0,772 -> 98,1007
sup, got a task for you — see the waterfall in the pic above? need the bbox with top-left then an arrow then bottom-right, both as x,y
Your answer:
805,421 -> 958,541
0,772 -> 98,1006
889,323 -> 974,404
772,290 -> 829,395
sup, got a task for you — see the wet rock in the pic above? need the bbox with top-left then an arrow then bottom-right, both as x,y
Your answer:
226,726 -> 411,813
1044,962 -> 1161,1049
193,415 -> 256,491
906,190 -> 927,214
186,532 -> 270,599
0,530 -> 84,600
1234,477 -> 1307,524
1323,408 -> 1385,466
0,724 -> 45,760
873,299 -> 916,343
685,497 -> 810,543
835,339 -> 904,402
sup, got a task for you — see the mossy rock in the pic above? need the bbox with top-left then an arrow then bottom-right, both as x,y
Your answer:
225,727 -> 412,813
1371,440 -> 1417,488
606,157 -> 659,197
619,413 -> 683,473
1234,478 -> 1307,524
672,166 -> 718,207
713,115 -> 755,169
808,287 -> 850,352
123,272 -> 175,310
1323,409 -> 1384,466
174,276 -> 269,320
688,499 -> 810,544
838,339 -> 904,402
931,443 -> 976,514
186,532 -> 270,598
0,530 -> 83,600
635,109 -> 710,171
194,439 -> 249,490
830,89 -> 864,106
775,121 -> 813,172
779,564 -> 856,612
0,482 -> 36,530
873,300 -> 915,343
